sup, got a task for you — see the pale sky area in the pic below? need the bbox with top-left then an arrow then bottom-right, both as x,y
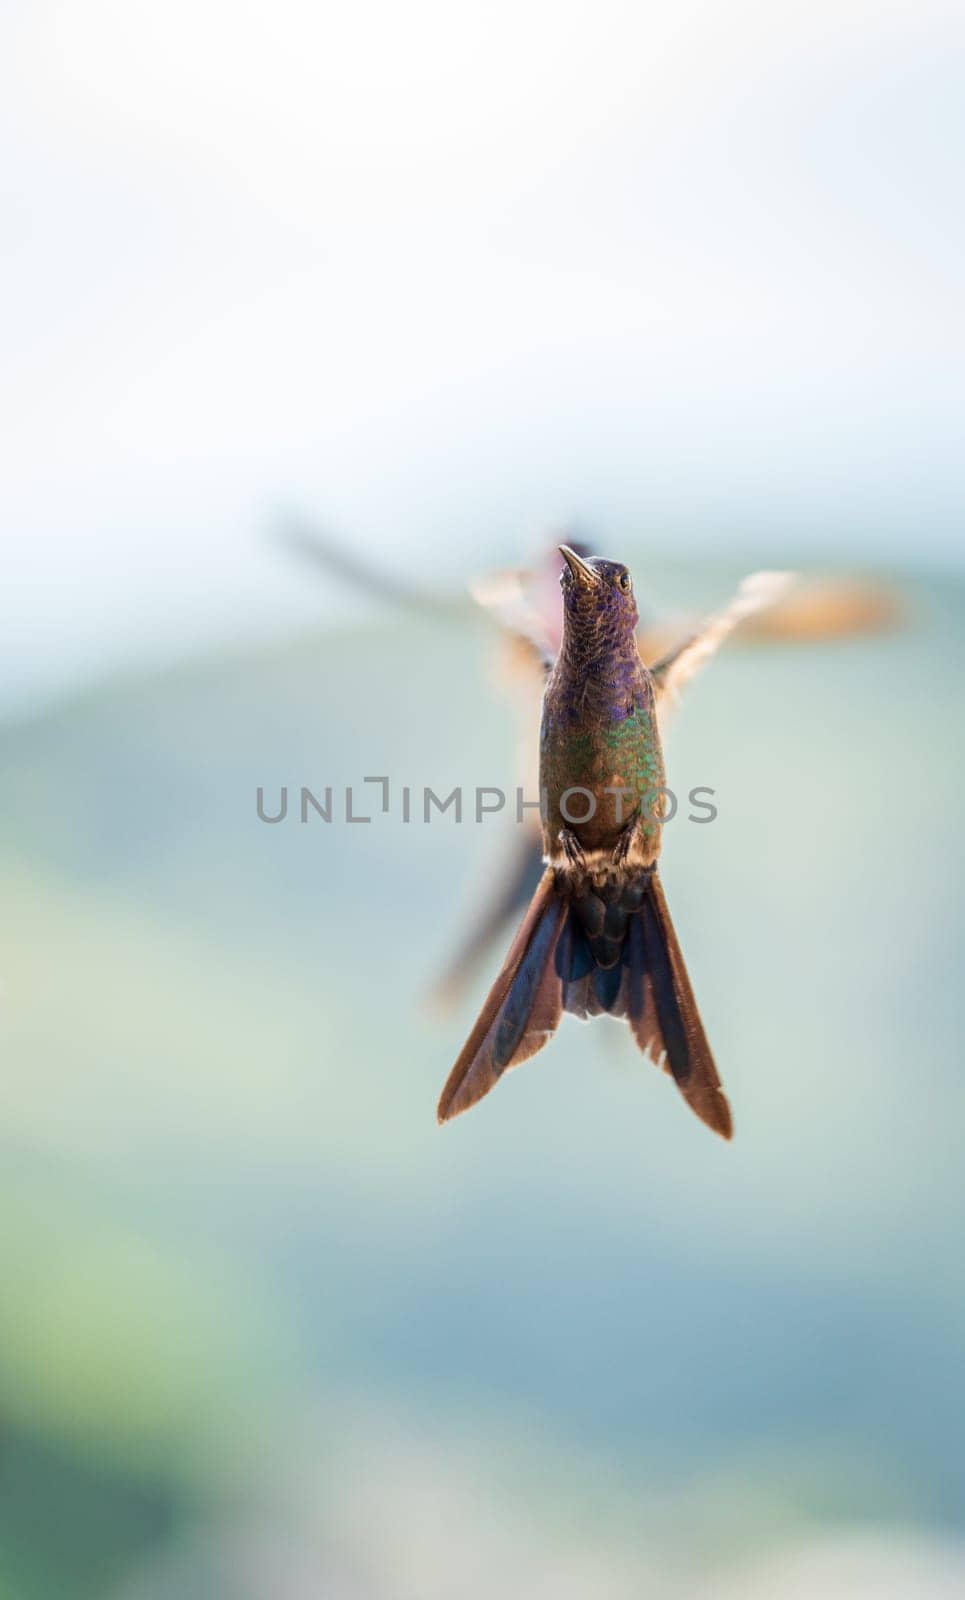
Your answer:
1,0 -> 963,710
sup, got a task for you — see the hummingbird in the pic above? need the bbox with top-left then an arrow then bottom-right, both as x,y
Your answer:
429,545 -> 796,1009
278,513 -> 892,1026
437,545 -> 734,1139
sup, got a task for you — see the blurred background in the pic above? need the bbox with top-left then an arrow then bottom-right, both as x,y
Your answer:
2,2 -> 964,1595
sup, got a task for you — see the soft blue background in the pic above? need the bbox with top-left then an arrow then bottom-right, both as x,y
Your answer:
2,561 -> 964,1596
2,1 -> 964,715
2,3 -> 964,1595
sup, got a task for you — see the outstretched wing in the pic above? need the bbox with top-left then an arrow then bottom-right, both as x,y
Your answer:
427,831 -> 547,1013
649,570 -> 797,707
468,567 -> 557,673
278,514 -> 466,617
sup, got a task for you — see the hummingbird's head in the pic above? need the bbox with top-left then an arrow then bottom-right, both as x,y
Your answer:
558,545 -> 639,640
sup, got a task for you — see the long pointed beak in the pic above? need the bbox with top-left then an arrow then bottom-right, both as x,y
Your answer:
559,544 -> 600,586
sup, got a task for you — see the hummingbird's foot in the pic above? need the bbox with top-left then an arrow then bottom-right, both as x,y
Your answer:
612,816 -> 641,867
558,827 -> 587,869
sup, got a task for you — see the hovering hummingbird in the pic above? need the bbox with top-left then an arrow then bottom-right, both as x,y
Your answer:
278,514 -> 899,1020
430,545 -> 796,1008
437,546 -> 737,1138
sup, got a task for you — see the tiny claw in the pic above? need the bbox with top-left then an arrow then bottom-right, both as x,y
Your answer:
612,819 -> 638,867
558,827 -> 586,868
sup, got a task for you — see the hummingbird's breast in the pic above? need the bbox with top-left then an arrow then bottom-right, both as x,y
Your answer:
539,667 -> 665,864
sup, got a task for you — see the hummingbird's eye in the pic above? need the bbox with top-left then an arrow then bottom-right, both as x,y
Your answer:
617,572 -> 632,593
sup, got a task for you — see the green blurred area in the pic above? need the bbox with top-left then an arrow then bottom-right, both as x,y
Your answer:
0,561 -> 963,1597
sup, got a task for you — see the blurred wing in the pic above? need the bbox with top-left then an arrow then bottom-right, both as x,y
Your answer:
732,577 -> 904,643
427,830 -> 547,1013
649,570 -> 797,707
277,514 -> 467,617
469,568 -> 556,672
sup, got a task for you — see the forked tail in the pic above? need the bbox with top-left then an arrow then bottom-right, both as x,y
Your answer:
436,867 -> 732,1138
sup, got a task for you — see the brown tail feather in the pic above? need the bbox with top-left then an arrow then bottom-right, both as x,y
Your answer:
436,869 -> 566,1122
629,872 -> 732,1139
437,865 -> 732,1138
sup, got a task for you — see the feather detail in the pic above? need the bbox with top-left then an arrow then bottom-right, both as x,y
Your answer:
650,570 -> 797,710
630,872 -> 733,1139
436,870 -> 567,1122
426,835 -> 545,1014
438,867 -> 732,1139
